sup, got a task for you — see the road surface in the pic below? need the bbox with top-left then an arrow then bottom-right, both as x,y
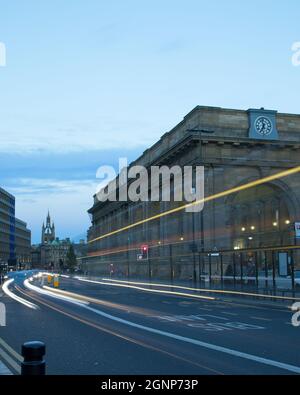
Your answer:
0,271 -> 299,375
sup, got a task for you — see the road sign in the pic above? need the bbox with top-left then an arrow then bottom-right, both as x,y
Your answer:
295,222 -> 300,239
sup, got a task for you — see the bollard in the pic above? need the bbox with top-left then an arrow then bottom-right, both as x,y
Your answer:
21,341 -> 46,375
53,275 -> 59,288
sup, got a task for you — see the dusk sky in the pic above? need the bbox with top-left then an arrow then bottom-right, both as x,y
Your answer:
0,0 -> 299,243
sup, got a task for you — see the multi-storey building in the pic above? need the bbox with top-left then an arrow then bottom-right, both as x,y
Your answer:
15,218 -> 32,267
85,106 -> 300,291
0,187 -> 16,265
0,187 -> 31,268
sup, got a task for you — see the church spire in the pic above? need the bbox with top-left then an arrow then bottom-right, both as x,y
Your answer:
42,210 -> 55,244
46,210 -> 51,226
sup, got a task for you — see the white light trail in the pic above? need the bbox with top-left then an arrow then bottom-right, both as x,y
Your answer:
24,279 -> 89,307
75,277 -> 215,301
99,278 -> 300,302
42,281 -> 300,374
2,279 -> 38,310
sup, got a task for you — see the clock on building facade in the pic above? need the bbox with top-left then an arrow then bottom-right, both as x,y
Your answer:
248,109 -> 278,140
255,116 -> 273,136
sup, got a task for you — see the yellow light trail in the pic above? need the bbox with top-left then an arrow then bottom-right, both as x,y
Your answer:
42,285 -> 159,317
81,243 -> 300,261
16,286 -> 222,373
89,166 -> 300,244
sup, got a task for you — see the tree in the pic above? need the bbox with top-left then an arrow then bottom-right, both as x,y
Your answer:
66,245 -> 77,272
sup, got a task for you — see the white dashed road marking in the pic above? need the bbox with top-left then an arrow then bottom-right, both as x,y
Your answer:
83,305 -> 300,374
0,359 -> 12,375
28,278 -> 300,374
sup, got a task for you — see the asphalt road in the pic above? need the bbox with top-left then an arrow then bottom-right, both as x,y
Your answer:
0,271 -> 299,375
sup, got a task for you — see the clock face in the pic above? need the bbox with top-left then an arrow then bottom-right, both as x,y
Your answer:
255,116 -> 273,136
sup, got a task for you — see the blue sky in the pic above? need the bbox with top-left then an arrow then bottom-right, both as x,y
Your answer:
0,0 -> 299,243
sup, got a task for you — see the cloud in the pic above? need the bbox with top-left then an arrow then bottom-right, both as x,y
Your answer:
7,178 -> 99,197
0,117 -> 157,154
7,177 -> 96,244
0,148 -> 145,243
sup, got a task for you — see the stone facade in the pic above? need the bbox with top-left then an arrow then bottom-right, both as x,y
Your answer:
41,211 -> 55,244
32,212 -> 70,269
32,212 -> 87,270
85,106 -> 300,288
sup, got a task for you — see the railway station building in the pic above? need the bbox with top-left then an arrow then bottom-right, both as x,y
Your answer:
85,106 -> 300,292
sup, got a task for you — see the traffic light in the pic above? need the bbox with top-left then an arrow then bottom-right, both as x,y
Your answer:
141,245 -> 149,260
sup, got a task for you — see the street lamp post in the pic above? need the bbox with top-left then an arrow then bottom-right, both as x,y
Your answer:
127,236 -> 130,279
191,212 -> 197,284
186,128 -> 215,285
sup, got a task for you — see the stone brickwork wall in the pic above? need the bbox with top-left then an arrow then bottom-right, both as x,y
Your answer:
85,106 -> 300,283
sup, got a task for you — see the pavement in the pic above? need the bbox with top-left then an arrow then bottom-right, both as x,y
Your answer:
0,271 -> 299,375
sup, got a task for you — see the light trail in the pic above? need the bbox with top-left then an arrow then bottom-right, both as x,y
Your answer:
88,166 -> 300,243
24,278 -> 89,306
99,278 -> 300,302
42,286 -> 158,317
19,279 -> 300,374
17,284 -> 222,374
2,279 -> 38,310
75,277 -> 215,301
83,242 -> 300,261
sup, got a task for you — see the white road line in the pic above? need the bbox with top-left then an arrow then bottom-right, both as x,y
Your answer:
0,347 -> 21,374
82,304 -> 300,374
0,338 -> 22,362
29,280 -> 300,374
0,359 -> 12,375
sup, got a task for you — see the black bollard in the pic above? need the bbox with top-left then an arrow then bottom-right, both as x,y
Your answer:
21,341 -> 46,375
